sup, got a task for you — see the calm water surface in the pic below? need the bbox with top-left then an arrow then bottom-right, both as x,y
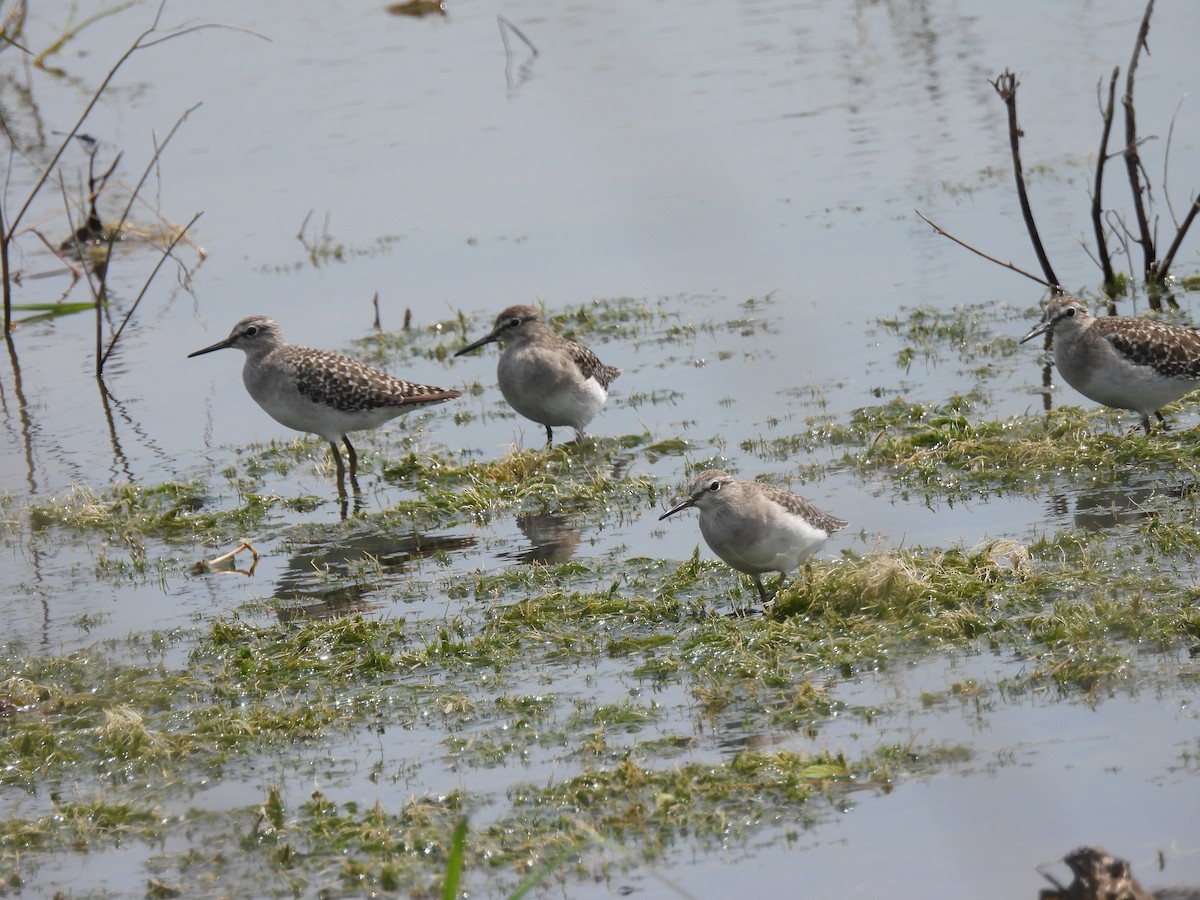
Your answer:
2,0 -> 1199,895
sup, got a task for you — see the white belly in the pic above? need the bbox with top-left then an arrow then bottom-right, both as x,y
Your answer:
498,347 -> 607,429
699,507 -> 828,577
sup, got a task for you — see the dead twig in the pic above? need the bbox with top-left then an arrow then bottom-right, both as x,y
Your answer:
0,1 -> 266,331
1121,0 -> 1156,284
1153,195 -> 1200,283
90,103 -> 203,374
98,211 -> 201,372
1148,77 -> 1199,283
1161,95 -> 1188,228
31,229 -> 84,288
498,16 -> 538,95
1091,68 -> 1120,289
32,2 -> 137,74
937,2 -> 1192,302
192,540 -> 261,576
1104,208 -> 1136,309
989,69 -> 1061,290
913,210 -> 1055,289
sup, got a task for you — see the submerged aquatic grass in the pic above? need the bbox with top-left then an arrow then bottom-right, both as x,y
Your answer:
875,302 -> 1027,374
233,741 -> 957,896
6,294 -> 1200,894
2,547 -> 1191,891
7,499 -> 1191,888
764,395 -> 1200,504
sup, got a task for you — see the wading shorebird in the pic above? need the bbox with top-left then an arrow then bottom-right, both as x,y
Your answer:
1021,296 -> 1200,433
659,469 -> 847,608
455,305 -> 620,445
189,316 -> 460,490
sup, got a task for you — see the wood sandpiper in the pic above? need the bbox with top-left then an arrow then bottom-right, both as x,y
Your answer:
189,316 -> 461,489
1021,296 -> 1200,433
454,304 -> 620,445
659,469 -> 847,606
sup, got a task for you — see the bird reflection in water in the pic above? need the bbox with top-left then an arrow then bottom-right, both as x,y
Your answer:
506,513 -> 582,565
194,529 -> 475,623
272,529 -> 476,622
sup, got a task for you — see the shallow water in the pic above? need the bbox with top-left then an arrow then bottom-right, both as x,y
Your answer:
3,0 -> 1200,896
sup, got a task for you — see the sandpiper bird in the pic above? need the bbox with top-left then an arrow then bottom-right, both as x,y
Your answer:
188,316 -> 460,488
454,304 -> 620,445
659,469 -> 847,606
1021,296 -> 1200,433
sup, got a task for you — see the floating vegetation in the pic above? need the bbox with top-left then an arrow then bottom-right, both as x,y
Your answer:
755,395 -> 1200,504
875,302 -> 1027,372
6,293 -> 1200,894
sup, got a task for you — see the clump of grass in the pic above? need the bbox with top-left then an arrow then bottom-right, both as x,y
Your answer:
0,799 -> 161,853
19,439 -> 661,593
774,395 -> 1200,502
201,614 -> 410,690
781,540 -> 1030,629
380,443 -> 660,525
246,789 -> 469,896
27,480 -> 276,544
0,661 -> 198,789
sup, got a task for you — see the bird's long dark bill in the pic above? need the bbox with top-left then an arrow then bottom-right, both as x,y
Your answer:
187,338 -> 233,358
658,499 -> 695,521
454,332 -> 498,357
1019,319 -> 1051,344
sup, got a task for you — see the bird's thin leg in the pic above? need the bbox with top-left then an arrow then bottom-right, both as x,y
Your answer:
544,424 -> 554,446
1155,411 -> 1170,432
343,436 -> 363,503
754,575 -> 769,605
329,440 -> 347,495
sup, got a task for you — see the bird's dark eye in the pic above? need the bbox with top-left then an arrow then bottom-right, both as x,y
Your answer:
709,480 -> 721,492
1065,307 -> 1076,318
508,317 -> 522,328
246,325 -> 259,336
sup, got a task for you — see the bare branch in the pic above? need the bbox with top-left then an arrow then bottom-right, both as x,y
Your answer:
32,2 -> 138,73
99,211 -> 202,373
31,228 -> 84,289
102,103 -> 202,271
1105,208 -> 1138,304
1091,68 -> 1119,288
1161,94 -> 1188,227
989,70 -> 1060,289
913,209 -> 1055,289
56,175 -> 101,304
498,16 -> 538,94
3,8 -> 263,329
1154,195 -> 1200,281
137,22 -> 268,51
1147,91 -> 1198,284
1121,0 -> 1157,282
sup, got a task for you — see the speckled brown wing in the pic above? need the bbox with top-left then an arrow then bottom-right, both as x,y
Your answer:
1096,318 -> 1200,380
758,484 -> 848,534
566,340 -> 620,388
1053,847 -> 1154,900
289,348 -> 460,412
